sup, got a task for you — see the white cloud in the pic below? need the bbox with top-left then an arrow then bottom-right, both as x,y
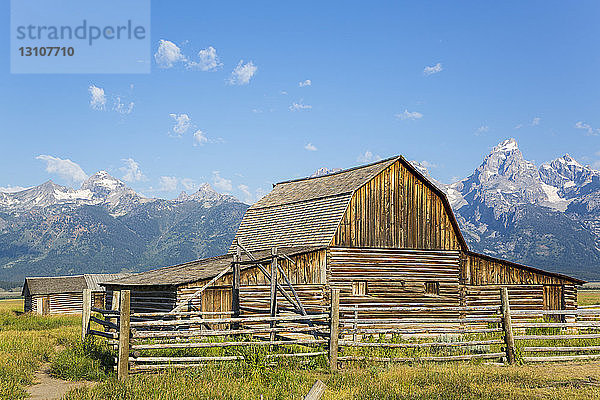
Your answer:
298,79 -> 312,87
514,124 -> 523,130
193,129 -> 208,146
289,101 -> 312,111
0,185 -> 29,193
158,176 -> 178,192
280,91 -> 288,95
187,46 -> 222,71
238,184 -> 252,203
88,85 -> 106,110
154,40 -> 186,68
169,113 -> 192,136
212,171 -> 232,192
419,160 -> 438,168
357,151 -> 382,163
475,125 -> 489,135
180,178 -> 199,191
531,117 -> 541,126
395,110 -> 423,120
575,121 -> 598,136
36,155 -> 87,184
113,97 -> 134,115
304,143 -> 317,151
228,60 -> 257,85
119,158 -> 146,182
423,62 -> 443,76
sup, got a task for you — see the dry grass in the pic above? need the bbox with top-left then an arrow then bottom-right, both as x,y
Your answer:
578,290 -> 600,307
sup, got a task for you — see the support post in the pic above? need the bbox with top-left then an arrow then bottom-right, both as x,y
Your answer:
118,290 -> 131,380
329,288 -> 340,371
500,287 -> 516,365
232,246 -> 241,330
270,247 -> 278,342
81,289 -> 92,340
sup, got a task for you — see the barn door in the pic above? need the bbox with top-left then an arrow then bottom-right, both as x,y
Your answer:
41,296 -> 49,315
201,288 -> 232,329
543,285 -> 564,322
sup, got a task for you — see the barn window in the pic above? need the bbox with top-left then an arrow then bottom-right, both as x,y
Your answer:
424,282 -> 439,296
352,281 -> 368,296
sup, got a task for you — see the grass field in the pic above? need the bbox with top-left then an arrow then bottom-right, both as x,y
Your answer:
2,292 -> 600,399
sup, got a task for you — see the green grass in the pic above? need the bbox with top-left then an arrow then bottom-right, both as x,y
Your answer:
0,298 -> 83,399
63,362 -> 600,400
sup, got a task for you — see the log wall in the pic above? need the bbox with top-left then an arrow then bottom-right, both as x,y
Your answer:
328,247 -> 462,321
105,286 -> 177,314
463,252 -> 572,286
177,249 -> 328,314
332,160 -> 462,250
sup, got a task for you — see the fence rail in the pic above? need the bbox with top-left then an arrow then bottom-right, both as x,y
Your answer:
82,287 -> 600,378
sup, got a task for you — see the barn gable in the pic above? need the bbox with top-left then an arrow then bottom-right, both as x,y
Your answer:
231,156 -> 466,253
230,157 -> 399,253
332,157 -> 466,250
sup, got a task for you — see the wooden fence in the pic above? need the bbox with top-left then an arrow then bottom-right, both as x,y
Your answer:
83,287 -> 600,379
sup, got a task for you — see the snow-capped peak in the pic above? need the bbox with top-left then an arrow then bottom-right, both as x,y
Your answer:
81,171 -> 125,193
493,138 -> 519,153
176,183 -> 237,206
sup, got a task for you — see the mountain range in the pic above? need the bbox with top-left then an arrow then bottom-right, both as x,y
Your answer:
1,138 -> 599,284
412,138 -> 600,281
0,173 -> 248,283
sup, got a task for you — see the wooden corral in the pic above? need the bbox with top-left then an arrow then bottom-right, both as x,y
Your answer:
22,273 -> 129,315
103,156 -> 584,320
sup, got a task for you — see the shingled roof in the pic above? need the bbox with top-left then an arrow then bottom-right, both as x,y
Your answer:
22,273 -> 131,296
230,157 -> 401,253
102,246 -> 325,287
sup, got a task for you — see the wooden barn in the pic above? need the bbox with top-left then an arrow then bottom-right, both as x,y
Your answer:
103,156 -> 583,318
23,273 -> 130,315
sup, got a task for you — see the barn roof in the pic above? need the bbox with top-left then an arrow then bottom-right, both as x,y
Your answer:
230,157 -> 404,253
102,246 -> 325,287
230,155 -> 468,253
22,273 -> 131,296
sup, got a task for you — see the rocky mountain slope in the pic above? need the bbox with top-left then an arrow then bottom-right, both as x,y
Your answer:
417,139 -> 600,281
0,174 -> 248,282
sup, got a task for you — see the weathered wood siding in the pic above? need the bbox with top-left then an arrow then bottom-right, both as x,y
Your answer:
328,247 -> 461,319
26,293 -> 83,315
105,286 -> 177,314
462,253 -> 578,313
177,249 -> 328,313
332,160 -> 461,250
463,253 -> 571,286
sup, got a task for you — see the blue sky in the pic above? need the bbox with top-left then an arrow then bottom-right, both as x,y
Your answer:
1,1 -> 599,202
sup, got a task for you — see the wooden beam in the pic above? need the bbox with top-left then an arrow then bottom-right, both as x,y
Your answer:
81,289 -> 92,340
270,247 -> 278,342
500,287 -> 516,365
304,380 -> 326,400
118,290 -> 131,380
329,288 -> 340,371
232,246 -> 241,330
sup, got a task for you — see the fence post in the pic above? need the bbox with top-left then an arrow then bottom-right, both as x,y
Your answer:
118,290 -> 131,380
270,247 -> 278,342
329,288 -> 340,371
81,289 -> 92,340
500,287 -> 516,364
232,247 -> 241,330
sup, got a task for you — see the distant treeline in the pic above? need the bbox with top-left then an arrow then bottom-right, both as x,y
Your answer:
0,281 -> 20,291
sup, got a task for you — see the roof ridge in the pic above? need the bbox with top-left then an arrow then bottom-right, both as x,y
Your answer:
250,191 -> 353,211
275,155 -> 400,185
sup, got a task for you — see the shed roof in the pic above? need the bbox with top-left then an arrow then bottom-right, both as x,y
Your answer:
102,246 -> 325,287
22,273 -> 131,296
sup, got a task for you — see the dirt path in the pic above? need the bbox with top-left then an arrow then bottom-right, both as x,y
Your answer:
27,364 -> 94,400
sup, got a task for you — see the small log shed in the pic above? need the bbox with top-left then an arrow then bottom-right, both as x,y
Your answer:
103,156 -> 584,318
22,273 -> 130,315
